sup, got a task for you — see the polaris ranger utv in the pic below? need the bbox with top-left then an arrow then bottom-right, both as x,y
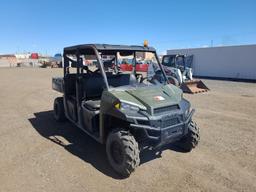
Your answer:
52,44 -> 200,177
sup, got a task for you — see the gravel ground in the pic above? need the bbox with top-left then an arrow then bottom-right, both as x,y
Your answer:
0,68 -> 256,192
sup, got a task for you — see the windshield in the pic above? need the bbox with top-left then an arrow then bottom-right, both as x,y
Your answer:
98,50 -> 166,88
162,55 -> 176,67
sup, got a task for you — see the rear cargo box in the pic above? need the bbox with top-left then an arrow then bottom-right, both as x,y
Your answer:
52,77 -> 64,93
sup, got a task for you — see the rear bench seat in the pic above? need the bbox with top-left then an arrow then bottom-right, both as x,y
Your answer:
82,73 -> 131,110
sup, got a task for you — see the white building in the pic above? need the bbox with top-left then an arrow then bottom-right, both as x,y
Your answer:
167,44 -> 256,80
15,53 -> 31,59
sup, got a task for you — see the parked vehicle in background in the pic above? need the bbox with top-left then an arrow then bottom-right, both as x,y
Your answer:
119,59 -> 149,72
119,58 -> 133,71
162,54 -> 209,94
30,53 -> 39,59
39,54 -> 62,68
135,60 -> 149,72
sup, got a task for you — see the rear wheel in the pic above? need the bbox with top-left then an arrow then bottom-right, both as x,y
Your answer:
176,121 -> 200,152
106,129 -> 140,177
53,97 -> 66,122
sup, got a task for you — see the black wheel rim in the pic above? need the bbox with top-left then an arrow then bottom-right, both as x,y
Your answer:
110,141 -> 124,165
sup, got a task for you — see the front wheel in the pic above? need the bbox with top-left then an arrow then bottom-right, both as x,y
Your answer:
106,129 -> 140,177
176,121 -> 200,152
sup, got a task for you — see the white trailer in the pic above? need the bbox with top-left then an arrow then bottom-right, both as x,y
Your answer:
167,44 -> 256,81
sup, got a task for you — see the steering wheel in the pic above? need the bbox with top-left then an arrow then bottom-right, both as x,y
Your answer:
93,68 -> 101,74
83,66 -> 93,74
135,73 -> 147,83
153,70 -> 165,83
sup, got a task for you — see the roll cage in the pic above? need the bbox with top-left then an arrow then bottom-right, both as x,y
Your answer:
63,44 -> 168,88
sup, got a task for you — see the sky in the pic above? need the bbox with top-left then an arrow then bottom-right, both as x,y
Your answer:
0,0 -> 256,55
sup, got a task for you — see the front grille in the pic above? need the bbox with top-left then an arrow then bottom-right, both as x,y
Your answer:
137,120 -> 150,126
162,118 -> 179,127
150,116 -> 180,128
154,105 -> 179,114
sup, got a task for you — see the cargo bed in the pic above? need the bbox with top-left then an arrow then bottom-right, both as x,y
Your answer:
52,77 -> 64,93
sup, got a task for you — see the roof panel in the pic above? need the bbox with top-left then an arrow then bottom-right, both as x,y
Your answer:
64,44 -> 156,53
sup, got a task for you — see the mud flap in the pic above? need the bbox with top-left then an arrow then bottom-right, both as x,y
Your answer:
180,80 -> 209,94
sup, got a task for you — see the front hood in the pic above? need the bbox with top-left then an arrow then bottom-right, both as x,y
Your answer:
111,84 -> 182,114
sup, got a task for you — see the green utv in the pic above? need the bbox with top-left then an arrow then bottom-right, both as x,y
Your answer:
52,44 -> 200,177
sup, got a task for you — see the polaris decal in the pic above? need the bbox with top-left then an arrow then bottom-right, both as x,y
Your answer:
154,96 -> 165,101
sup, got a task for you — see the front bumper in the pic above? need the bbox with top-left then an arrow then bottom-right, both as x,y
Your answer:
129,108 -> 195,149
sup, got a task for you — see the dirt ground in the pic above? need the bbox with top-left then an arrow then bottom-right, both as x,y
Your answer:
0,68 -> 256,192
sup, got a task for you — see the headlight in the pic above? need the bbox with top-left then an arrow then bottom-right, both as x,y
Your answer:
120,102 -> 140,112
114,101 -> 142,112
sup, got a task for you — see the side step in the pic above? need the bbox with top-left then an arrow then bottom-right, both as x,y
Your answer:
180,80 -> 210,94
